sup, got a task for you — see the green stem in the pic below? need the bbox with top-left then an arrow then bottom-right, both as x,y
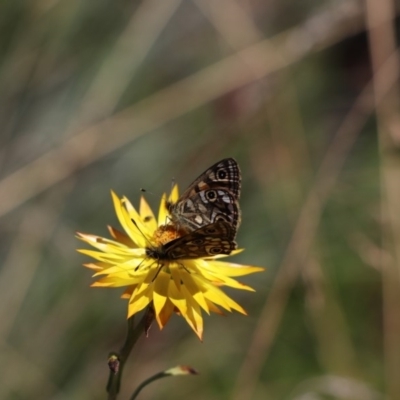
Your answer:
106,309 -> 153,399
129,371 -> 169,400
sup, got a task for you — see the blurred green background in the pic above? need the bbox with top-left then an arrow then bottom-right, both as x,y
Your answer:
1,0 -> 399,399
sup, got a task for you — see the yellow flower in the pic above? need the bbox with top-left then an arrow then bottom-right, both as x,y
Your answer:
77,189 -> 264,339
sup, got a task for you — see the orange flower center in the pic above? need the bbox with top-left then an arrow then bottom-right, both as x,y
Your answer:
152,224 -> 181,246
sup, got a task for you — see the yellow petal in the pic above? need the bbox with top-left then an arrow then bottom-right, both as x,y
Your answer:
128,285 -> 153,316
121,197 -> 151,246
195,273 -> 256,291
202,282 -> 247,314
170,264 -> 183,290
157,193 -> 169,226
83,262 -> 105,271
205,299 -> 224,315
157,299 -> 175,329
139,196 -> 157,231
107,226 -> 136,247
168,280 -> 187,315
180,287 -> 203,340
204,260 -> 265,277
153,271 -> 170,323
111,191 -> 135,240
168,184 -> 179,202
111,191 -> 150,247
77,233 -> 131,254
179,270 -> 210,314
121,287 -> 135,298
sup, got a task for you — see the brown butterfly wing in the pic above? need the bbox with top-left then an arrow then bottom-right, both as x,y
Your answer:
161,221 -> 237,259
178,158 -> 241,200
166,158 -> 241,233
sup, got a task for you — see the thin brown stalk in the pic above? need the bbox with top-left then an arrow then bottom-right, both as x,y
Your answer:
365,0 -> 400,398
79,0 -> 183,124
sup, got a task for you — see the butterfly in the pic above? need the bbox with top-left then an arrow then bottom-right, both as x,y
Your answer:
145,220 -> 237,260
165,158 -> 241,235
144,158 -> 241,262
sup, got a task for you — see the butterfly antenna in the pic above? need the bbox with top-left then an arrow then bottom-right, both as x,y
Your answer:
131,218 -> 166,281
152,261 -> 164,282
170,177 -> 176,192
177,261 -> 191,275
140,188 -> 154,195
134,258 -> 147,272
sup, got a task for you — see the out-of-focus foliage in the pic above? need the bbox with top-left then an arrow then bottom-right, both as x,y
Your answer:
0,0 -> 398,399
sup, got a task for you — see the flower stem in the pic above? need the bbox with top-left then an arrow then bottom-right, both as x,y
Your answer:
106,309 -> 153,399
129,371 -> 169,400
